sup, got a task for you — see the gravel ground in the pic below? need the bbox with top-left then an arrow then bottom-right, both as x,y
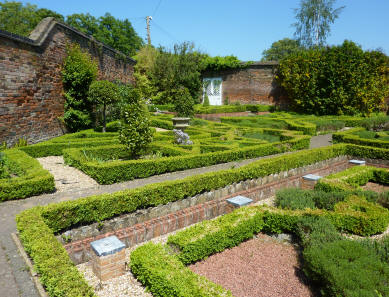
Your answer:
362,182 -> 389,193
189,233 -> 314,297
37,156 -> 98,192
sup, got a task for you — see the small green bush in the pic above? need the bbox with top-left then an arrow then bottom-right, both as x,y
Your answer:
275,188 -> 316,210
173,87 -> 194,117
0,152 -> 10,178
130,243 -> 232,297
202,93 -> 210,106
119,87 -> 153,158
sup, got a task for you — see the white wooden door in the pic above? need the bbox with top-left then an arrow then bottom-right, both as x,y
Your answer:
203,78 -> 222,105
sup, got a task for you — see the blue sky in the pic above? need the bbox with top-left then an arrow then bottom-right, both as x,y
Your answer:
16,0 -> 389,60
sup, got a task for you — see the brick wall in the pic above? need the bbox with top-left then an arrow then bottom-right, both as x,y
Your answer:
203,62 -> 289,107
0,17 -> 135,146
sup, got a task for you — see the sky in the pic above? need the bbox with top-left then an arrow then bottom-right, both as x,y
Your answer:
16,0 -> 389,61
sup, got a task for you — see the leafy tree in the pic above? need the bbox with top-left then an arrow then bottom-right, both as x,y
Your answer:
119,87 -> 153,158
173,87 -> 195,117
201,55 -> 248,71
277,40 -> 389,116
88,80 -> 119,132
149,42 -> 204,104
66,12 -> 143,56
62,44 -> 98,131
293,0 -> 345,47
0,1 -> 63,36
261,38 -> 303,61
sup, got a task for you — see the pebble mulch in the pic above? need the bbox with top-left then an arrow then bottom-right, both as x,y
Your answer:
37,156 -> 99,192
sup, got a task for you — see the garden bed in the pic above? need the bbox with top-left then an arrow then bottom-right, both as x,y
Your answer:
190,234 -> 312,297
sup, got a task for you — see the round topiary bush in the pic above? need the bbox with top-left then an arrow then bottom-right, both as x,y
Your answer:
88,80 -> 120,132
173,87 -> 194,117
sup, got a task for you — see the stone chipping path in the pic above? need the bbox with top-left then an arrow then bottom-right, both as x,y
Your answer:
0,133 -> 333,297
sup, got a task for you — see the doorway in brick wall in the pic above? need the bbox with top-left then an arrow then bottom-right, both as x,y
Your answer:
203,78 -> 222,105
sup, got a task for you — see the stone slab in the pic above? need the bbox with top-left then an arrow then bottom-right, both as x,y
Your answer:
302,174 -> 322,181
349,159 -> 366,165
90,236 -> 125,257
226,195 -> 253,207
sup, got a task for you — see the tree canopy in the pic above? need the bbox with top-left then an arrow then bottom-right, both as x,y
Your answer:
0,1 -> 143,56
0,1 -> 63,36
293,0 -> 345,47
261,38 -> 302,61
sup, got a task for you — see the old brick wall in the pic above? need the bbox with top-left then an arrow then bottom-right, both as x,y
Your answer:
0,18 -> 135,146
203,62 -> 289,107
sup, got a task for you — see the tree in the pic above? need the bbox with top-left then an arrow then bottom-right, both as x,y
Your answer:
66,13 -> 144,56
119,87 -> 153,158
88,80 -> 119,132
0,1 -> 63,36
293,0 -> 345,47
62,44 -> 98,131
261,38 -> 303,61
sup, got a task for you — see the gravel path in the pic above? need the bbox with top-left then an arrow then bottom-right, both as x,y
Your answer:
37,156 -> 98,192
190,234 -> 314,297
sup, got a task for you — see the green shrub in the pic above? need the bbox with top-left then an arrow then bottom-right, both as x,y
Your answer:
130,243 -> 232,297
16,209 -> 95,297
303,239 -> 389,297
0,152 -> 10,178
275,188 -> 316,210
119,87 -> 153,158
277,40 -> 389,116
202,93 -> 210,107
0,149 -> 55,201
173,87 -> 194,117
62,44 -> 98,132
88,80 -> 120,132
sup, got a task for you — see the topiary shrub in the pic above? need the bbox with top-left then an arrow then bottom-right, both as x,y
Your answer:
277,40 -> 389,116
118,87 -> 153,158
62,44 -> 98,132
202,93 -> 210,107
173,87 -> 194,117
88,80 -> 119,132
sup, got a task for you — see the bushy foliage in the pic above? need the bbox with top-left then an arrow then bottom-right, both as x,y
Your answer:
62,44 -> 98,132
88,80 -> 119,132
118,87 -> 153,157
201,55 -> 249,71
277,40 -> 389,116
0,152 -> 10,179
202,93 -> 210,107
66,12 -> 143,57
261,38 -> 302,61
173,87 -> 195,117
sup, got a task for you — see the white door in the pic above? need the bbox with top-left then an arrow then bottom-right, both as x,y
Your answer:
203,78 -> 222,105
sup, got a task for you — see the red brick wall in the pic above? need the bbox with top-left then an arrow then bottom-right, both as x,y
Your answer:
0,18 -> 135,146
203,62 -> 289,107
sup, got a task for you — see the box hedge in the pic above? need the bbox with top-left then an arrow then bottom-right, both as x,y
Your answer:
0,149 -> 55,201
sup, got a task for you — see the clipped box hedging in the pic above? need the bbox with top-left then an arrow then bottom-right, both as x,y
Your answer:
0,149 -> 55,201
63,131 -> 310,184
333,127 -> 389,148
20,131 -> 119,158
130,242 -> 232,297
15,143 -> 389,296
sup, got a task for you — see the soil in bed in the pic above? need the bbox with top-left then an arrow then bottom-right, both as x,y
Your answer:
189,233 -> 316,297
362,182 -> 389,193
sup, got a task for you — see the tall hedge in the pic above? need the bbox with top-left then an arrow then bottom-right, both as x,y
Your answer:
277,40 -> 389,116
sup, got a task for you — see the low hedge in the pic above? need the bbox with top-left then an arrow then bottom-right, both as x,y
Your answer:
20,131 -> 119,158
0,149 -> 54,201
16,209 -> 95,297
333,127 -> 389,148
63,132 -> 310,184
130,242 -> 232,297
15,143 -> 389,296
